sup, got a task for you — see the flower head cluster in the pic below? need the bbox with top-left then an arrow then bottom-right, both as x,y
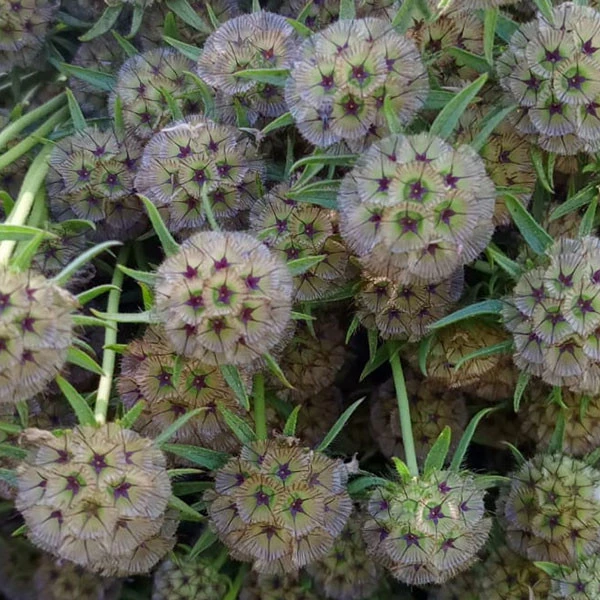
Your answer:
307,520 -> 381,600
135,115 -> 264,233
0,267 -> 77,405
0,0 -> 58,71
154,231 -> 293,366
240,572 -> 321,600
152,556 -> 228,600
503,236 -> 600,393
118,327 -> 248,453
363,470 -> 491,585
47,126 -> 146,241
338,133 -> 496,283
357,269 -> 463,341
205,437 -> 352,573
370,374 -> 467,461
110,48 -> 199,141
250,182 -> 352,301
498,3 -> 600,155
498,453 -> 600,564
457,105 -> 536,227
286,18 -> 428,148
16,424 -> 178,575
547,554 -> 600,599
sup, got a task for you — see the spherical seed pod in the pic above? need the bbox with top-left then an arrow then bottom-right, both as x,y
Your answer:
497,3 -> 600,155
152,556 -> 228,600
547,554 -> 600,599
370,375 -> 468,462
154,231 -> 293,366
110,48 -> 199,141
135,115 -> 264,234
250,182 -> 353,302
498,453 -> 600,565
357,269 -> 463,341
118,327 -> 249,453
46,126 -> 146,241
0,267 -> 78,405
0,0 -> 58,71
307,519 -> 382,600
205,437 -> 352,573
338,133 -> 496,283
15,424 -> 178,576
363,470 -> 491,585
286,18 -> 428,148
240,572 -> 321,600
462,353 -> 519,402
503,236 -> 600,394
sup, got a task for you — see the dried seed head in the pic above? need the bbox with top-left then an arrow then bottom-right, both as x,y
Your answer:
547,554 -> 600,598
338,133 -> 496,283
363,470 -> 491,585
205,437 -> 352,573
370,373 -> 468,462
152,556 -> 228,600
47,126 -> 146,241
240,572 -> 321,600
118,327 -> 249,453
154,231 -> 293,366
307,519 -> 382,600
15,423 -> 178,576
286,18 -> 428,148
0,267 -> 77,405
497,3 -> 600,155
503,236 -> 600,393
498,453 -> 600,565
135,115 -> 264,233
250,182 -> 353,302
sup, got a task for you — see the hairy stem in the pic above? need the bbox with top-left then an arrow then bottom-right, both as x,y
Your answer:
253,372 -> 266,440
389,350 -> 418,477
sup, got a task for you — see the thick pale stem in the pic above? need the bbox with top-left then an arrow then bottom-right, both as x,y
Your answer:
389,350 -> 419,477
0,144 -> 53,266
95,246 -> 129,425
253,372 -> 266,440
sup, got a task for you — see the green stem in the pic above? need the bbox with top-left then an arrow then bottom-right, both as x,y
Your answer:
0,145 -> 53,266
223,564 -> 248,600
201,185 -> 220,231
253,372 -> 266,440
212,546 -> 229,571
94,246 -> 129,425
0,106 -> 69,171
389,350 -> 418,477
0,92 -> 66,151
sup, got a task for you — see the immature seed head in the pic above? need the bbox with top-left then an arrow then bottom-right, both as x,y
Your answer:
547,554 -> 600,598
240,572 -> 321,600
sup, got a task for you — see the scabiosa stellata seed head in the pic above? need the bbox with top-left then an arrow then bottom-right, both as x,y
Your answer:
250,182 -> 353,301
547,554 -> 600,598
307,519 -> 382,600
0,267 -> 77,405
47,126 -> 146,241
205,437 -> 352,573
135,115 -> 264,233
370,374 -> 467,462
154,231 -> 293,366
152,556 -> 228,600
363,470 -> 491,585
338,133 -> 496,283
110,48 -> 198,141
240,572 -> 321,600
357,269 -> 463,341
118,327 -> 249,453
0,0 -> 58,71
497,3 -> 600,155
286,18 -> 428,148
15,424 -> 178,575
503,236 -> 600,393
498,452 -> 600,565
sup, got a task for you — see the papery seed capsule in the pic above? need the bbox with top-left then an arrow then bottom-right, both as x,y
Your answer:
547,554 -> 600,599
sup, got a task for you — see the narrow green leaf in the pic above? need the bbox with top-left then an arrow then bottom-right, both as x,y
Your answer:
120,401 -> 146,429
429,74 -> 488,140
163,36 -> 203,61
367,328 -> 378,362
485,244 -> 522,279
0,224 -> 55,241
287,255 -> 326,276
504,193 -> 553,255
252,0 -> 260,11
585,446 -> 600,467
418,333 -> 434,377
290,154 -> 358,173
162,443 -> 230,470
168,495 -> 205,522
534,562 -> 563,578
165,0 -> 211,33
204,2 -> 220,29
155,408 -> 206,446
290,311 -> 316,322
392,0 -> 418,33
392,457 -> 412,483
59,63 -> 116,91
496,13 -> 519,42
470,105 -> 517,152
139,195 -> 180,257
65,89 -> 86,131
483,8 -> 498,65
76,284 -> 119,306
530,146 -> 554,193
424,426 -> 452,475
163,11 -> 179,38
287,16 -> 312,36
52,240 -> 122,286
56,375 -> 96,427
474,475 -> 511,489
339,0 -> 356,19
161,88 -> 184,120
579,195 -> 598,237
454,340 -> 513,371
220,365 -> 250,411
0,444 -> 26,460
117,264 -> 158,286
424,90 -> 455,110
0,191 -> 14,216
189,529 -> 218,558
11,524 -> 27,537
283,405 -> 302,437
111,31 -> 138,57
172,481 -> 212,496
428,299 -> 503,330
548,410 -> 566,454
286,186 -> 338,209
346,314 -> 361,344
383,94 -> 403,134
90,309 -> 158,324
66,347 -> 104,376
360,341 -> 398,381
450,407 -> 497,471
233,68 -> 289,86
10,231 -> 47,271
0,469 -> 17,487
317,397 -> 364,452
446,48 -> 491,74
261,111 -> 294,135
264,352 -> 294,389
532,0 -> 554,25
347,475 -> 391,495
219,406 -> 257,445
79,5 -> 122,41
0,421 -> 22,435
550,186 -> 595,221
512,371 -> 529,412
128,4 -> 144,37
72,315 -> 116,330
16,401 -> 27,429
